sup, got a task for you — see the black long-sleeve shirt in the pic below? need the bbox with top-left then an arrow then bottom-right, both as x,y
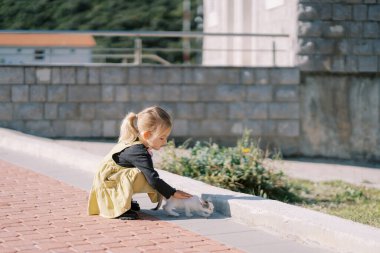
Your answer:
112,144 -> 176,199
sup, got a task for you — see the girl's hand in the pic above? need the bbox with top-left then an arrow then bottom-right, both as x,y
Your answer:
173,190 -> 192,199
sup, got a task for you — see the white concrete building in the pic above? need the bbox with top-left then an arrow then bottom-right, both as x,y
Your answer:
202,0 -> 297,67
0,34 -> 96,64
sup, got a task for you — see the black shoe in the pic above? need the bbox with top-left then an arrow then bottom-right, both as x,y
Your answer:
118,210 -> 139,220
131,200 -> 140,211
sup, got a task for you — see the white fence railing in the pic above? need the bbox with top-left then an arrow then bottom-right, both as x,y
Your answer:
0,30 -> 292,67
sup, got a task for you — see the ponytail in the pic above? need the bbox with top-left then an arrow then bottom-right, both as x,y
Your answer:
119,106 -> 172,144
119,112 -> 139,143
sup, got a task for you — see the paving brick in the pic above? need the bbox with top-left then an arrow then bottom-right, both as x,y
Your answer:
35,241 -> 69,250
0,160 -> 242,253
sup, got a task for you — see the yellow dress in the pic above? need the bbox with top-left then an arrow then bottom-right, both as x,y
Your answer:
87,141 -> 158,218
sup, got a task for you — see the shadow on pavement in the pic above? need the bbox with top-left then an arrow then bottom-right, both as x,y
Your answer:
200,193 -> 265,217
142,208 -> 228,221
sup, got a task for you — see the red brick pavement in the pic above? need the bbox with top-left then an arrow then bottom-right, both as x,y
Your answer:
0,160 -> 242,253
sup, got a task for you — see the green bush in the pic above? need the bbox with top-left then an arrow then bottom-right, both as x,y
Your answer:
161,131 -> 300,202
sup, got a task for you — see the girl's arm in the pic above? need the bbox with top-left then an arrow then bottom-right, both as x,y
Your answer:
117,144 -> 189,199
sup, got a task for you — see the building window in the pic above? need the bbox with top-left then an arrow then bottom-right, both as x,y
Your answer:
34,49 -> 45,60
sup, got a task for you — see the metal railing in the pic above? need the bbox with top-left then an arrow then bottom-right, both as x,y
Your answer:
0,30 -> 292,67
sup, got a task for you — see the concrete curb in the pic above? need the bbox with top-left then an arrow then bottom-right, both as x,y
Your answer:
1,128 -> 379,253
0,128 -> 101,173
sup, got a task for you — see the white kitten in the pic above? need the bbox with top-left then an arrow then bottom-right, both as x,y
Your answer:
162,195 -> 214,217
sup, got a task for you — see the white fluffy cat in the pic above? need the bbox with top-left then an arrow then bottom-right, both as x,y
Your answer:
153,195 -> 214,217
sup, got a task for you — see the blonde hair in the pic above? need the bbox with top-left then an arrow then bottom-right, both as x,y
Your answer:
119,106 -> 172,143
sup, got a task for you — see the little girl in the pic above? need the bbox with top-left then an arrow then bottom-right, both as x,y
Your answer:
88,106 -> 192,220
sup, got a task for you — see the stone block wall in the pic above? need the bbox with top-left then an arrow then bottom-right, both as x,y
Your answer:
300,74 -> 380,161
0,66 -> 301,155
296,1 -> 380,161
297,0 -> 380,73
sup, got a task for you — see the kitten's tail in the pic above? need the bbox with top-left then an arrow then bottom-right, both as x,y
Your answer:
152,193 -> 163,210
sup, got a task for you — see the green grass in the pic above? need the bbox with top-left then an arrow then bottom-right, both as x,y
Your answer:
289,179 -> 380,228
